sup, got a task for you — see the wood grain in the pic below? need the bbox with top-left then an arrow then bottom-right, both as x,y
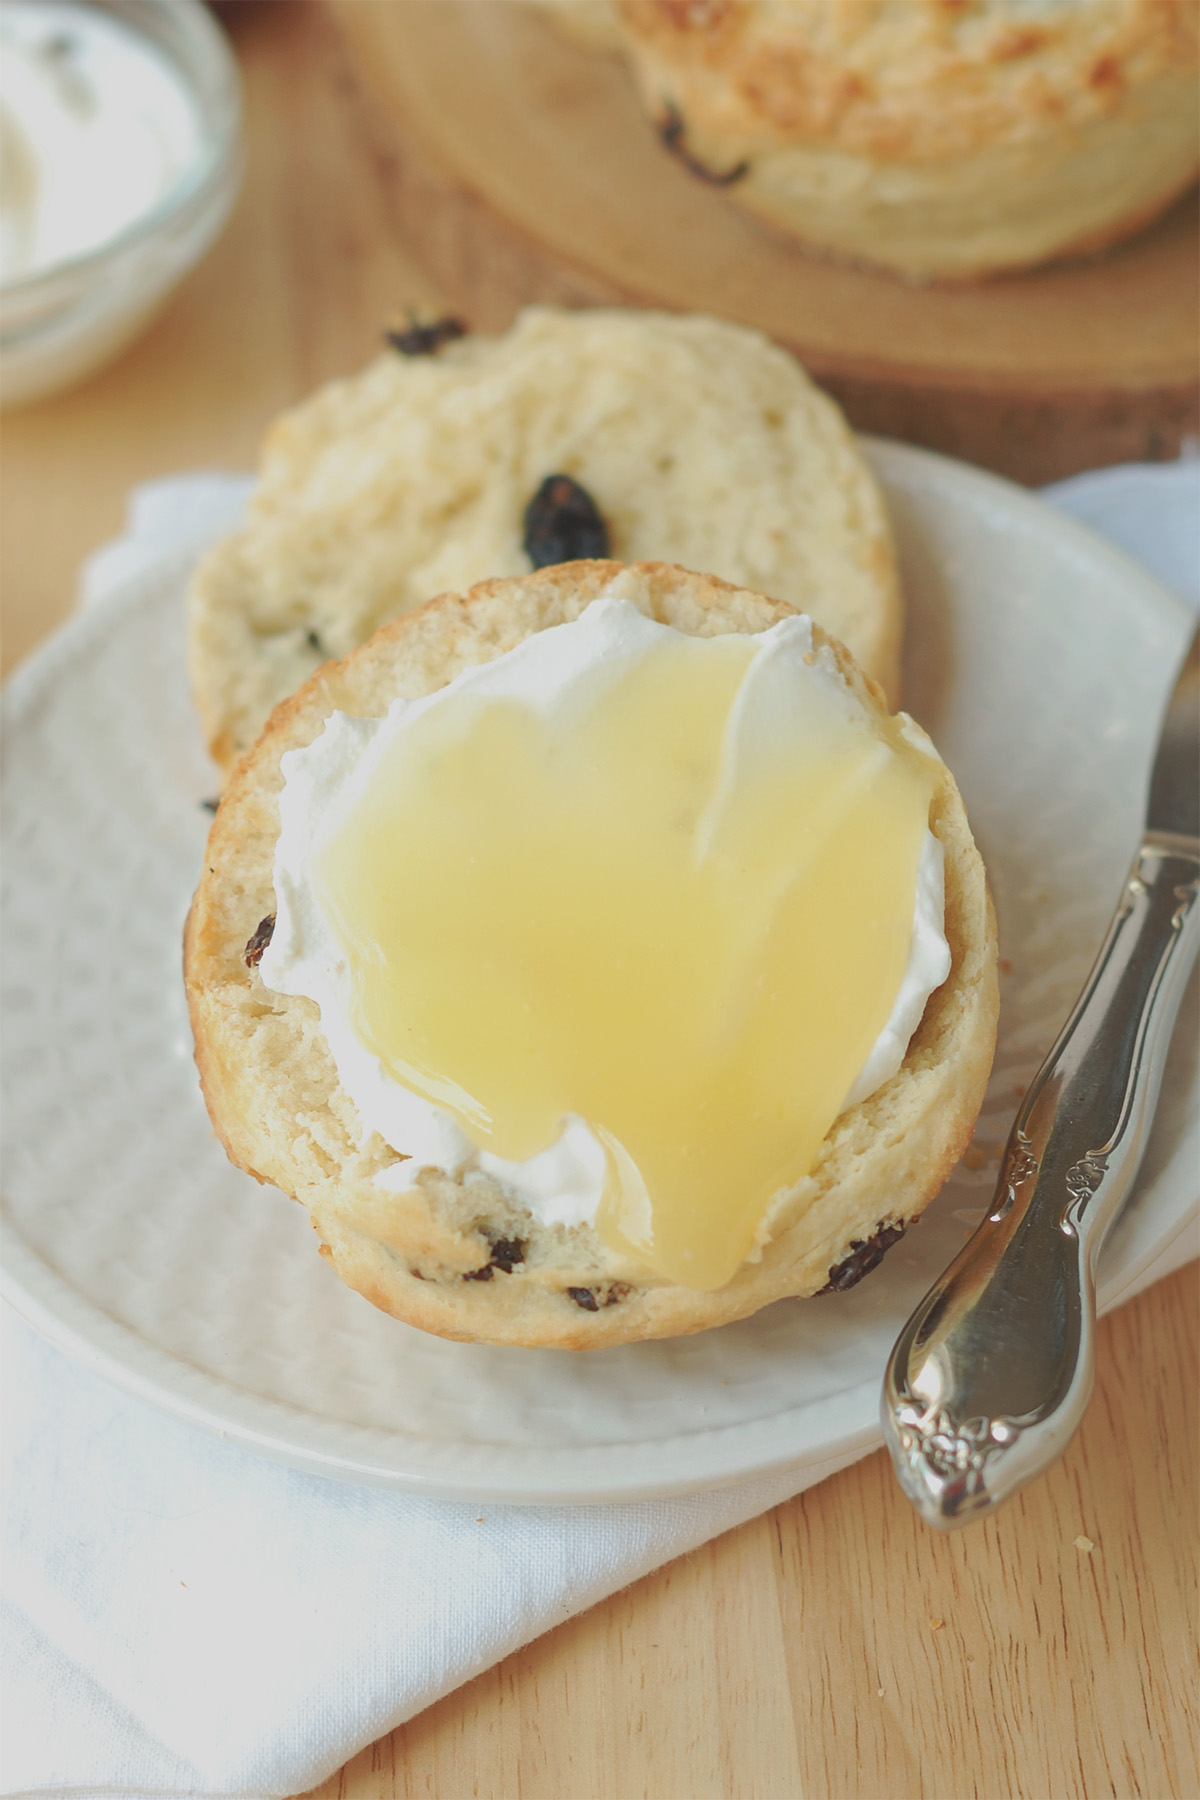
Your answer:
311,1267 -> 1198,1800
329,0 -> 1200,487
2,6 -> 1196,1796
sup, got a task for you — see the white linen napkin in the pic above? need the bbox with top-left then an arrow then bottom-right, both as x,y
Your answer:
3,461 -> 1198,1798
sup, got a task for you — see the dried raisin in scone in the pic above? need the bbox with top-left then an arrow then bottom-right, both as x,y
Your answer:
185,560 -> 998,1350
615,0 -> 1199,281
187,307 -> 901,772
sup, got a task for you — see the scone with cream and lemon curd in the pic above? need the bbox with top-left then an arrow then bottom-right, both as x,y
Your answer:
186,560 -> 998,1348
615,0 -> 1199,281
187,306 -> 901,773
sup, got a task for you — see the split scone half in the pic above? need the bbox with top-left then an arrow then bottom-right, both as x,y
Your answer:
614,0 -> 1200,281
187,306 -> 901,774
186,560 -> 998,1350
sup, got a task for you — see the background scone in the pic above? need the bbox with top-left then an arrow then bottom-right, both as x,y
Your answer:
188,306 -> 901,771
185,560 -> 999,1351
614,0 -> 1200,281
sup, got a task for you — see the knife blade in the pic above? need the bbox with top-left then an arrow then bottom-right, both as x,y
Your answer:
1147,627 -> 1199,840
881,624 -> 1200,1529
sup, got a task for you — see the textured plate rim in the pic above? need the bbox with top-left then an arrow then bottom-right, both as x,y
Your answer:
1,438 -> 1193,1503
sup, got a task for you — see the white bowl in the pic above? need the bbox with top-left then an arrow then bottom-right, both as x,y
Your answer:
0,0 -> 242,407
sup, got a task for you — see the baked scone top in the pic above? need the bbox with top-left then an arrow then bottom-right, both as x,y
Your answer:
616,0 -> 1199,161
187,307 -> 900,770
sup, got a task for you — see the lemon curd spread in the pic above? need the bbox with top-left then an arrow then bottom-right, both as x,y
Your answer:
261,596 -> 949,1292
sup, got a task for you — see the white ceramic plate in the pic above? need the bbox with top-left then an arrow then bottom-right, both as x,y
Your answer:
3,442 -> 1196,1502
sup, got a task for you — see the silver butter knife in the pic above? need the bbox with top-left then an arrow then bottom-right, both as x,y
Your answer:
882,626 -> 1200,1529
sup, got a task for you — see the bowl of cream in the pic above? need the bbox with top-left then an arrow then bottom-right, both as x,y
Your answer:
0,0 -> 242,406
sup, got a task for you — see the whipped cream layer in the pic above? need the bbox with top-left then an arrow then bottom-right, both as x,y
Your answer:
261,594 -> 950,1243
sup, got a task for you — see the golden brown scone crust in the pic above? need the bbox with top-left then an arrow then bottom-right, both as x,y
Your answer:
617,0 -> 1197,161
186,560 -> 998,1350
187,308 -> 901,773
615,0 -> 1199,278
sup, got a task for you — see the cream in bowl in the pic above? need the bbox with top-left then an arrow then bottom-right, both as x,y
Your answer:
0,0 -> 241,405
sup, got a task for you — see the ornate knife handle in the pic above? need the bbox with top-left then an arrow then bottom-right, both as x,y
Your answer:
882,835 -> 1200,1529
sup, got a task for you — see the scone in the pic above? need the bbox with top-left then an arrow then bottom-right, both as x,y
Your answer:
185,560 -> 999,1350
187,307 -> 901,772
614,0 -> 1200,281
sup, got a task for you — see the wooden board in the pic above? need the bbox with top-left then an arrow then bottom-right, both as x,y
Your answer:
332,0 -> 1199,485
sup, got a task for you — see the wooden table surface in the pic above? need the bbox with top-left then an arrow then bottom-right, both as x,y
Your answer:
2,6 -> 1196,1796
